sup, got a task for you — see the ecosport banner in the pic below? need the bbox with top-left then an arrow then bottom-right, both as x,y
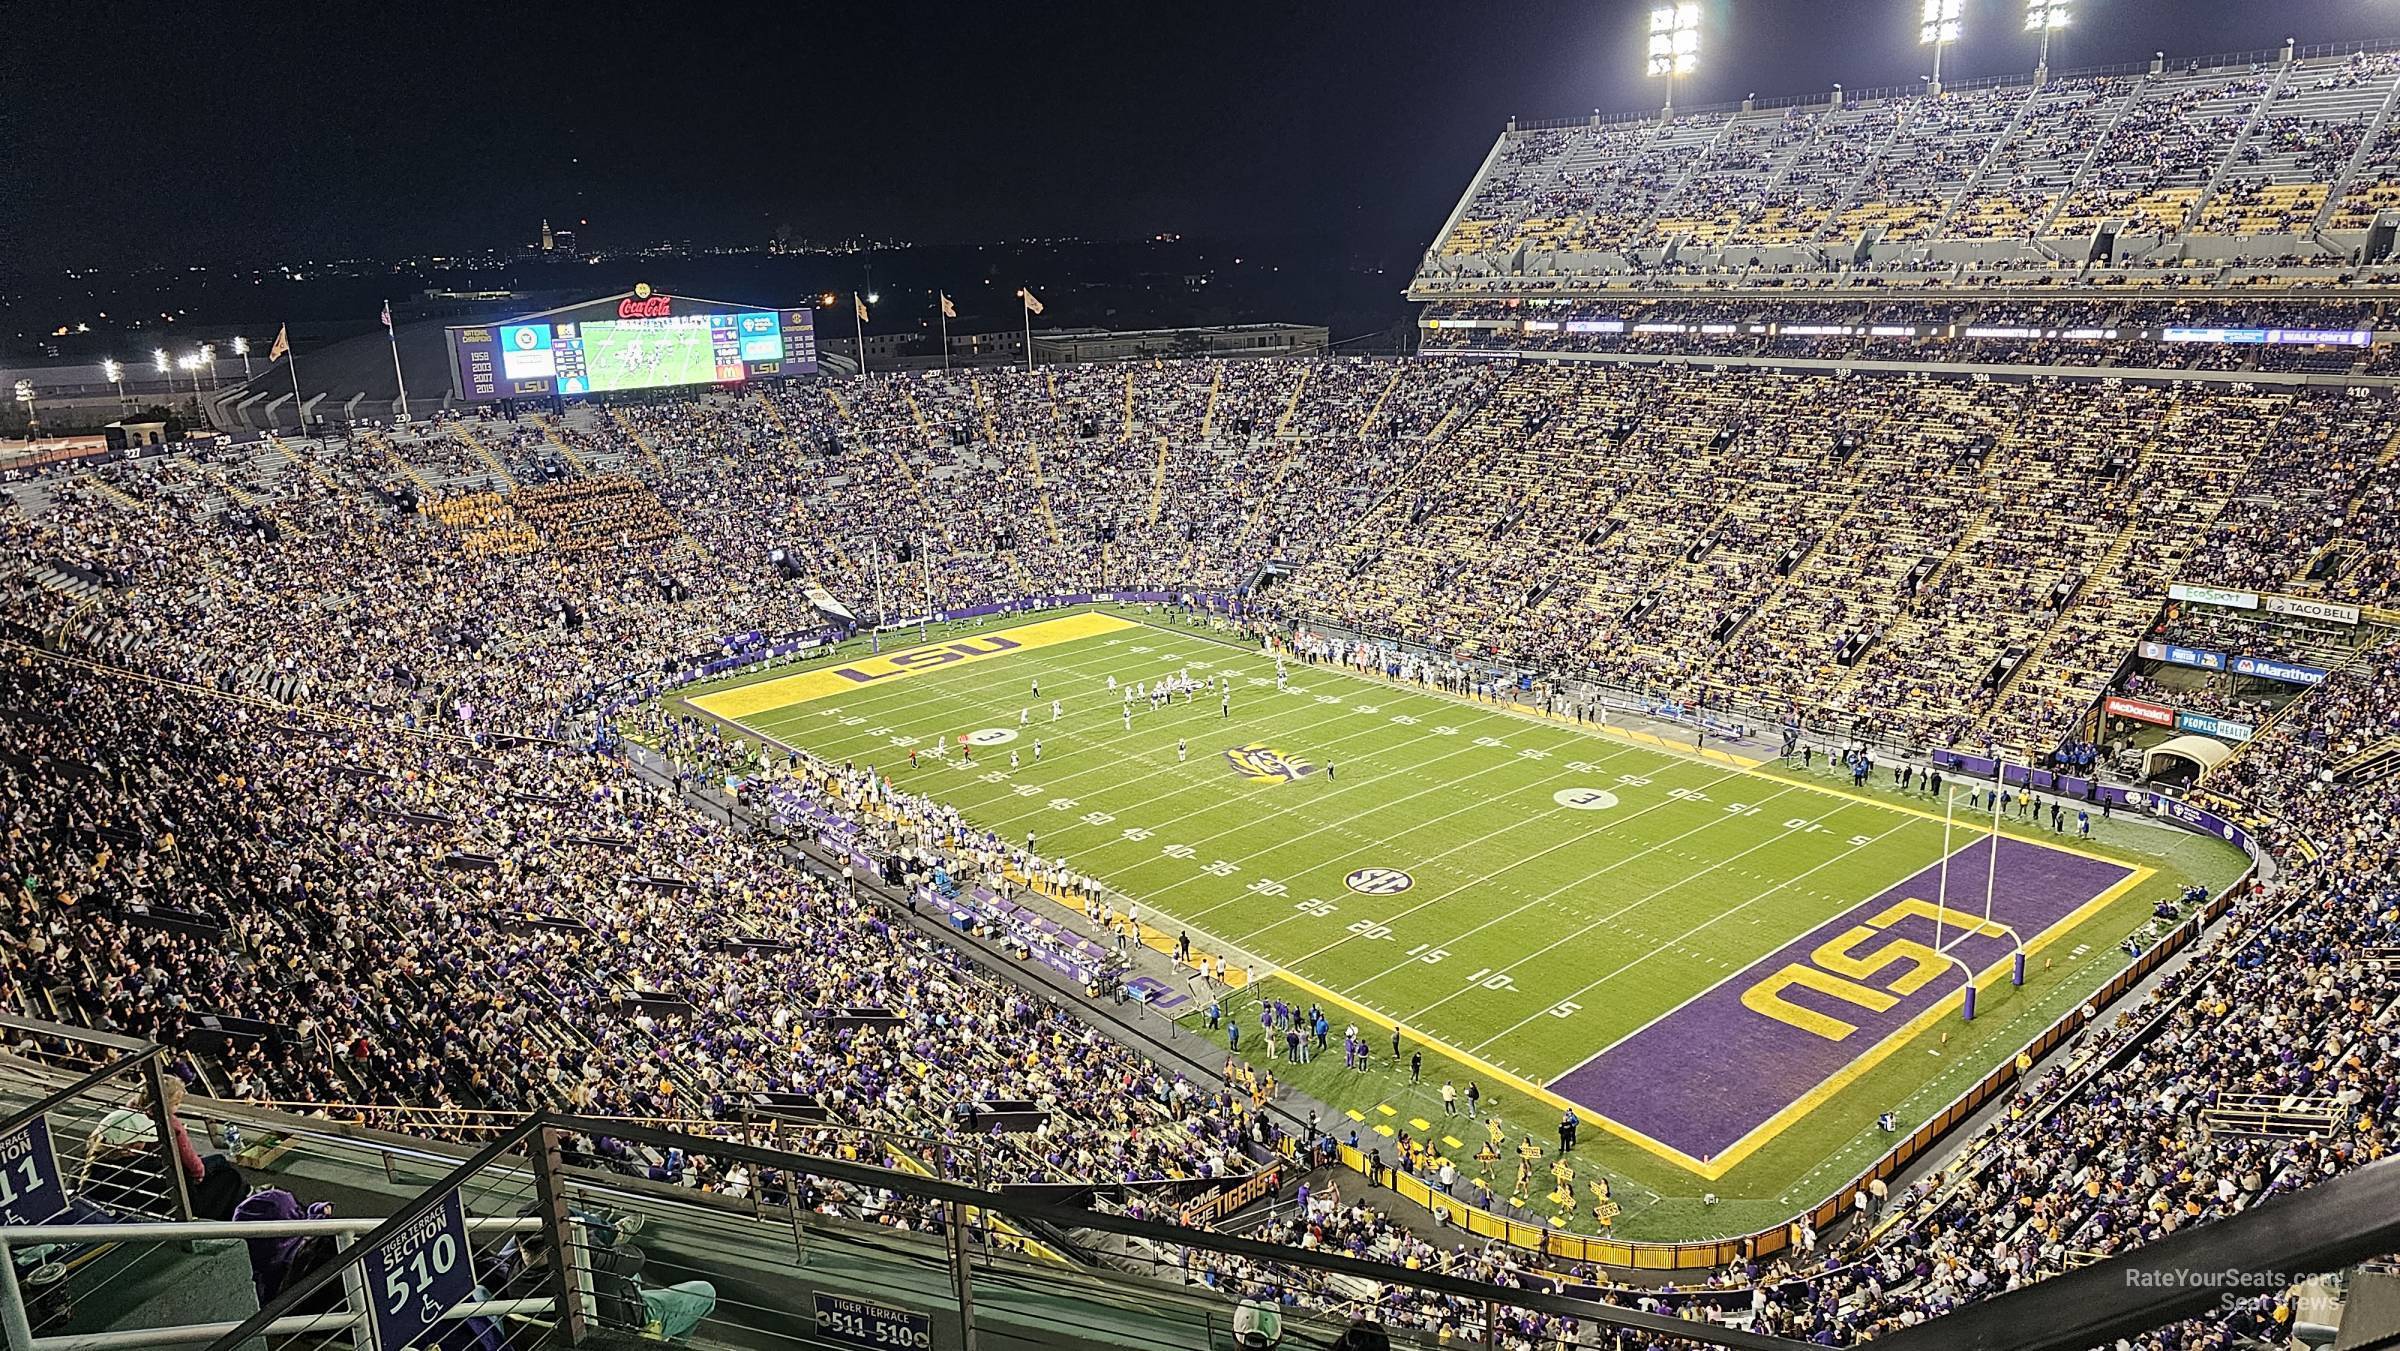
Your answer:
2231,654 -> 2330,686
2168,584 -> 2259,610
2262,594 -> 2361,626
2139,640 -> 2227,672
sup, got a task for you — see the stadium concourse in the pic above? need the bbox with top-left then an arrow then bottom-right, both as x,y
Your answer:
11,45 -> 2400,1351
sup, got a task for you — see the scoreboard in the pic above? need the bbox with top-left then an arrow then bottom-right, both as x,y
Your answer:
448,287 -> 817,401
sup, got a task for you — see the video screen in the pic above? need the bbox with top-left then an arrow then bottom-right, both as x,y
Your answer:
449,298 -> 816,400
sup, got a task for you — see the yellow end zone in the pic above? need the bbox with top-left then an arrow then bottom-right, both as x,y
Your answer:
689,612 -> 1139,721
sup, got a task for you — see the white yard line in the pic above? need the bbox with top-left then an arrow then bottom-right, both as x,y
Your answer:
1150,738 -> 1659,917
766,632 -> 1544,840
1264,761 -> 1773,960
1369,784 -> 1838,1018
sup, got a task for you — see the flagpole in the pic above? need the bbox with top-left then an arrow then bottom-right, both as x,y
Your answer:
1022,293 -> 1033,373
287,346 -> 306,435
854,295 -> 869,376
385,300 -> 411,421
920,528 -> 931,641
939,293 -> 951,371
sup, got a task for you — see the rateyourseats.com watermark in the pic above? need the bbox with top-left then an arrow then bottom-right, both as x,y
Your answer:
2125,1267 -> 2338,1313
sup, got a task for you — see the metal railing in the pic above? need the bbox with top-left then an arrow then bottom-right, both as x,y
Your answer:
0,1094 -> 1826,1351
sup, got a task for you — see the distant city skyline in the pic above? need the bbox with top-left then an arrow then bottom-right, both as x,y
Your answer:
5,0 -> 2390,277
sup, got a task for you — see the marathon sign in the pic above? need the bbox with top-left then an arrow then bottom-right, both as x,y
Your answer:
2231,655 -> 2329,686
2168,584 -> 2259,611
2104,695 -> 2175,727
2262,594 -> 2360,626
2139,640 -> 2226,672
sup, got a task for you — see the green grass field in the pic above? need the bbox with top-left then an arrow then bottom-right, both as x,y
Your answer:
672,605 -> 2248,1240
580,317 -> 721,393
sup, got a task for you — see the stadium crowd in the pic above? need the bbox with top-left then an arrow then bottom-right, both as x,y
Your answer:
3,341 -> 2398,1348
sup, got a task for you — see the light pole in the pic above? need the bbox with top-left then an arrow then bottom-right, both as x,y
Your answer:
2026,0 -> 2072,80
13,380 -> 37,438
102,358 -> 125,411
233,335 -> 252,381
201,343 -> 219,392
153,348 -> 171,399
1646,4 -> 1700,116
178,352 -> 201,402
1922,0 -> 1962,97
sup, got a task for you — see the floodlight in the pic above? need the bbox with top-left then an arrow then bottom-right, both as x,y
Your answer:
1921,0 -> 1962,46
1646,3 -> 1700,83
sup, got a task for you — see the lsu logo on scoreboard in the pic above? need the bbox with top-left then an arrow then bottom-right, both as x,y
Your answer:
1225,743 -> 1314,784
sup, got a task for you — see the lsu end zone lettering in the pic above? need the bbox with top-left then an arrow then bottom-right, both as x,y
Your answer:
1549,834 -> 2144,1178
690,612 -> 1138,721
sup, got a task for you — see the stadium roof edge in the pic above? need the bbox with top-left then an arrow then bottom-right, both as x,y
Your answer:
1505,33 -> 2400,132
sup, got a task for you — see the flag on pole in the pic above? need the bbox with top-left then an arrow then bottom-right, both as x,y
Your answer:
1017,288 -> 1044,315
939,292 -> 957,320
381,300 -> 394,330
267,325 -> 291,361
854,294 -> 870,323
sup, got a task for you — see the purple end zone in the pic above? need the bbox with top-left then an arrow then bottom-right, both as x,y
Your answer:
1551,835 -> 2133,1166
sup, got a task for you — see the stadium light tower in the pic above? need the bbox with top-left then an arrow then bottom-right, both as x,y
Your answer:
1647,3 -> 1700,116
1921,0 -> 1963,97
101,358 -> 125,410
2026,0 -> 2071,80
232,334 -> 252,380
13,379 -> 37,438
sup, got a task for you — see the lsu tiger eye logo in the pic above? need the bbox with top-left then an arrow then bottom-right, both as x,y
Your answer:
1225,743 -> 1315,783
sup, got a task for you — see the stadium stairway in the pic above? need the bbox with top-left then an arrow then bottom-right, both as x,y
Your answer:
449,424 -> 519,490
1983,514 -> 2141,732
523,411 -> 588,476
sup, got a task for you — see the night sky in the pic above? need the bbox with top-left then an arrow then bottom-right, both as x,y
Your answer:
4,0 -> 2388,274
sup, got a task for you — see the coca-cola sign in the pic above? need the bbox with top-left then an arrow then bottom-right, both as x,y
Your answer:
618,293 -> 672,319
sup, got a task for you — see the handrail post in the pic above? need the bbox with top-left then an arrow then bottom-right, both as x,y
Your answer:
528,1124 -> 589,1346
944,1199 -> 979,1351
335,1235 -> 374,1351
140,1057 -> 193,1221
0,1236 -> 32,1351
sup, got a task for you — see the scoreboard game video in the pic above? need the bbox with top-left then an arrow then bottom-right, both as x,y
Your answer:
446,285 -> 817,401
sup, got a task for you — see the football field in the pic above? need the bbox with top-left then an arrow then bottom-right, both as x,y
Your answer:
582,317 -> 720,391
679,607 -> 2245,1238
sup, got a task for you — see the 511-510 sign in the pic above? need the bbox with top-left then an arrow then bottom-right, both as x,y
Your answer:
813,1293 -> 931,1350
